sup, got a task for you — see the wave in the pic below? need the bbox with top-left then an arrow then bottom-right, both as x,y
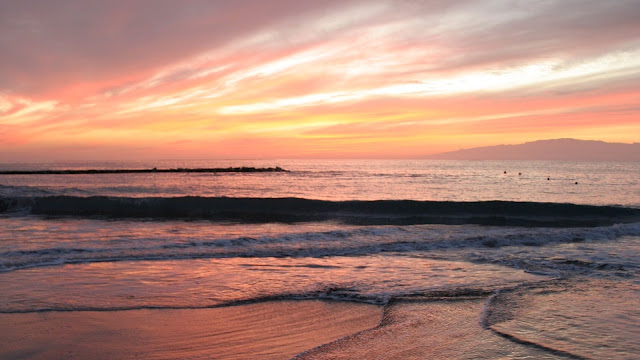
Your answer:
1,196 -> 639,226
3,222 -> 639,273
0,184 -> 57,197
0,280 -> 534,313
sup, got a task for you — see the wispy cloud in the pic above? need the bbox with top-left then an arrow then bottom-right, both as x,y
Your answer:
1,0 -> 640,159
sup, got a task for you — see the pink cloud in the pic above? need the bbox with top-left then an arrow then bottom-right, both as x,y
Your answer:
1,0 -> 640,160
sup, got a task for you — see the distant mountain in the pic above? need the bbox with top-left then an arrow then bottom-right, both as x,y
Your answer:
429,139 -> 640,161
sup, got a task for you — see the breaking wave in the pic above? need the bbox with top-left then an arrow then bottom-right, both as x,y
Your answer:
2,221 -> 639,273
2,196 -> 639,227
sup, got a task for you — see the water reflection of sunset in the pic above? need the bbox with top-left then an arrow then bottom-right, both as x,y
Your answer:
2,256 -> 541,311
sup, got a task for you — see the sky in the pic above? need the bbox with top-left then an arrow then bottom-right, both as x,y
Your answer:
1,0 -> 640,161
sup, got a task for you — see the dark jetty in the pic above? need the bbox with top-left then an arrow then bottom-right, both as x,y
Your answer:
0,167 -> 288,175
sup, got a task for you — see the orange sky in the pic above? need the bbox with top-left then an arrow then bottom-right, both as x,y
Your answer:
1,0 -> 639,161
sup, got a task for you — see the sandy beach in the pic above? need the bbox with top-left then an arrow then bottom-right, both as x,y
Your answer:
1,297 -> 569,360
0,300 -> 381,360
297,298 -> 555,359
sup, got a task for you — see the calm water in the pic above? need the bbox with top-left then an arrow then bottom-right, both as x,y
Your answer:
1,159 -> 639,359
1,159 -> 639,205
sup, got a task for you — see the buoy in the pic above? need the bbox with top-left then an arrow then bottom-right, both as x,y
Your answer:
547,177 -> 550,181
504,171 -> 507,174
575,181 -> 578,185
518,172 -> 521,176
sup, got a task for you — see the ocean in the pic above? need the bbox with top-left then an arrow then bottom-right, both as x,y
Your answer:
1,159 -> 639,359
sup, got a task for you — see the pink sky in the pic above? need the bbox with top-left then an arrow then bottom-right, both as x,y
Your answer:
1,0 -> 639,161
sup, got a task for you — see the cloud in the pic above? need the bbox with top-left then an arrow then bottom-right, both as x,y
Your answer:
0,0 -> 363,97
1,0 -> 640,159
0,94 -> 61,124
3,0 -> 639,100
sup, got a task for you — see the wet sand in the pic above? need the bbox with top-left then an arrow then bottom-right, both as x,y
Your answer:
297,299 -> 556,359
1,298 -> 572,359
0,300 -> 381,360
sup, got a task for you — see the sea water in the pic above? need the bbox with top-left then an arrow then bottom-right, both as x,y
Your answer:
1,159 -> 639,359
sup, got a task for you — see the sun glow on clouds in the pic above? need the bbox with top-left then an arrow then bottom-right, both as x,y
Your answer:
0,95 -> 61,125
1,0 -> 640,160
219,49 -> 640,115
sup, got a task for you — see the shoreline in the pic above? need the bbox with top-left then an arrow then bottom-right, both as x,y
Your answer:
2,283 -> 631,359
296,298 -> 565,359
0,300 -> 381,360
0,297 -> 575,360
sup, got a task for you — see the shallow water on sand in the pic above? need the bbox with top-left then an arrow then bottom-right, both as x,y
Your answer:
0,301 -> 382,360
486,279 -> 640,359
